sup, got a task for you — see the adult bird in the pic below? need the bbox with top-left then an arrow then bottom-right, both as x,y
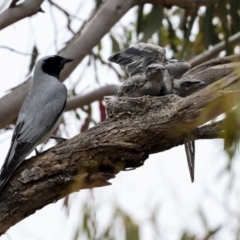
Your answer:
0,55 -> 73,191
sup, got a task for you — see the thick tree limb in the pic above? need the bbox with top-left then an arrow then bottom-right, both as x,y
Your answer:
0,0 -> 44,30
0,55 -> 239,234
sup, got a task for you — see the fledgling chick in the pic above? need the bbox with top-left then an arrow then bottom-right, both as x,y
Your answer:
0,55 -> 73,191
165,59 -> 191,80
117,64 -> 165,97
173,79 -> 207,97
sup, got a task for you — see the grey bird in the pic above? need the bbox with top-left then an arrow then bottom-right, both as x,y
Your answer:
109,43 -> 172,96
164,59 -> 191,80
0,55 -> 73,191
117,64 -> 166,97
173,78 -> 207,97
108,42 -> 165,76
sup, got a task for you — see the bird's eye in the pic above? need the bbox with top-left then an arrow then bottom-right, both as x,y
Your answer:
123,86 -> 132,93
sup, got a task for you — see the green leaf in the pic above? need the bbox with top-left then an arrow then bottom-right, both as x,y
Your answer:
27,45 -> 38,75
140,6 -> 164,42
110,34 -> 120,53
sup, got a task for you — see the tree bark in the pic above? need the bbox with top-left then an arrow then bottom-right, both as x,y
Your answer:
0,55 -> 239,234
0,0 -> 44,30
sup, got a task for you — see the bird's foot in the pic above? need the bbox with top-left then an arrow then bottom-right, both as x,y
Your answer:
35,148 -> 40,156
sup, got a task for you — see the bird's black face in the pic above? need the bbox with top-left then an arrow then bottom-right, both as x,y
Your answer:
180,80 -> 207,97
41,55 -> 73,79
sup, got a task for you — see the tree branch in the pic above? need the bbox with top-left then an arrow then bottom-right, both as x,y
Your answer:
0,0 -> 44,30
65,85 -> 118,111
189,31 -> 240,68
0,58 -> 239,233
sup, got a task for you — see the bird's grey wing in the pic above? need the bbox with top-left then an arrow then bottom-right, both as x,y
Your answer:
0,84 -> 67,190
109,43 -> 165,76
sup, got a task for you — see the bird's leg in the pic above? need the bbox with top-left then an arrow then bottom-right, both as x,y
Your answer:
35,147 -> 40,156
50,136 -> 67,143
184,135 -> 195,183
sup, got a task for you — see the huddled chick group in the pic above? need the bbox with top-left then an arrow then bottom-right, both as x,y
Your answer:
108,43 -> 207,182
108,42 -> 206,98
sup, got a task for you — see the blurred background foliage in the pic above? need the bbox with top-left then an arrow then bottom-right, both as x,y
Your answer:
1,0 -> 240,239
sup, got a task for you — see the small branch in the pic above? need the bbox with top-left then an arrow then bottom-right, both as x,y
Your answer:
0,46 -> 37,56
48,0 -> 76,35
191,120 -> 224,140
91,51 -> 123,79
0,0 -> 44,30
65,85 -> 119,111
189,31 -> 240,67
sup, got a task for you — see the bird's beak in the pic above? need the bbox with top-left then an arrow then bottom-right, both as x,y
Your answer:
60,58 -> 73,69
157,65 -> 165,71
61,58 -> 74,65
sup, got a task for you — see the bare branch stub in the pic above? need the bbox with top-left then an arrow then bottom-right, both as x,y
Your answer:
9,0 -> 20,8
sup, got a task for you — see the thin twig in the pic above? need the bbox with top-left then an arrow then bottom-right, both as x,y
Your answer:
91,51 -> 123,79
48,0 -> 78,35
0,46 -> 37,56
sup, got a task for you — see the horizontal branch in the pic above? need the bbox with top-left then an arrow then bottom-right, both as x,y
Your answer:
189,31 -> 240,67
65,85 -> 118,111
0,0 -> 44,30
0,55 -> 239,233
